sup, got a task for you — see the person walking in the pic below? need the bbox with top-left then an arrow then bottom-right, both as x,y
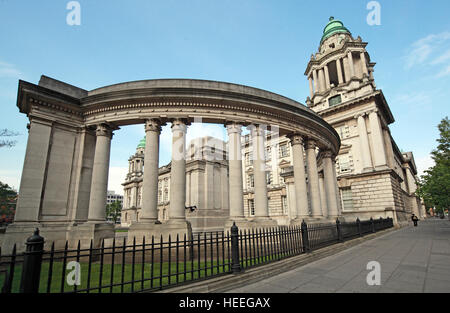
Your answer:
411,214 -> 419,227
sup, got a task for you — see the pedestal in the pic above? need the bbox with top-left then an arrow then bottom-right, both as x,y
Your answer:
128,220 -> 192,244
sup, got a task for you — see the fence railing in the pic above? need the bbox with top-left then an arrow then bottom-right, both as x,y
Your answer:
0,217 -> 393,293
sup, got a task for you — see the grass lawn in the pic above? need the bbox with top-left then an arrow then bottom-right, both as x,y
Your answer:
1,259 -> 234,293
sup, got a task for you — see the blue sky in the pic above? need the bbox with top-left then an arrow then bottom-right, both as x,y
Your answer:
1,0 -> 449,194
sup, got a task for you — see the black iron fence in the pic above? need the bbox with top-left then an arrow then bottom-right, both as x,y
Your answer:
0,217 -> 393,293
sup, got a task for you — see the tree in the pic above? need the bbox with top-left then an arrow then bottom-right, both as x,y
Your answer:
0,181 -> 18,225
0,129 -> 20,148
416,117 -> 450,217
106,200 -> 122,224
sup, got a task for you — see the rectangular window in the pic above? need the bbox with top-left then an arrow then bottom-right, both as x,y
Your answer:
279,143 -> 290,158
245,152 -> 253,166
337,125 -> 350,139
248,199 -> 255,216
265,146 -> 272,161
281,195 -> 288,214
337,154 -> 354,173
266,171 -> 273,185
247,174 -> 255,188
340,188 -> 354,211
329,94 -> 342,107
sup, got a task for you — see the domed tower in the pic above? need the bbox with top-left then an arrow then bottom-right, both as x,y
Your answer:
305,17 -> 377,110
303,17 -> 425,223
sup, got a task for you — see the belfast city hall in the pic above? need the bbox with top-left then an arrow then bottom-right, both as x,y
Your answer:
2,17 -> 425,252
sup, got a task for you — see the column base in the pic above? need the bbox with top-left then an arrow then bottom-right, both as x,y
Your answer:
245,217 -> 278,229
374,165 -> 390,171
1,221 -> 115,254
128,220 -> 192,244
362,167 -> 375,173
289,217 -> 310,226
67,222 -> 115,249
224,218 -> 250,231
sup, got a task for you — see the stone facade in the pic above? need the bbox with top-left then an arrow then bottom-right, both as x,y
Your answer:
121,136 -> 229,233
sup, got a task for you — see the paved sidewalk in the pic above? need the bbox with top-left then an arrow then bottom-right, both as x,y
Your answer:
228,219 -> 450,293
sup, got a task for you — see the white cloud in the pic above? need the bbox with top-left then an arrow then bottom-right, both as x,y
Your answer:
404,32 -> 450,70
430,49 -> 450,65
108,166 -> 128,195
435,65 -> 450,78
0,60 -> 22,79
415,155 -> 435,177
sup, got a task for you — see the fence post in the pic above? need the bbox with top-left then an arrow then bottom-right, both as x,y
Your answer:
370,217 -> 375,233
20,228 -> 44,293
230,222 -> 241,274
356,218 -> 362,237
301,220 -> 310,253
336,218 -> 343,242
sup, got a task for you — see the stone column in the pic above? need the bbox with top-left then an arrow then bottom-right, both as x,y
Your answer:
368,110 -> 388,168
356,113 -> 373,171
227,123 -> 245,220
332,158 -> 342,216
251,125 -> 270,219
324,64 -> 331,90
360,51 -> 369,76
14,119 -> 52,223
336,58 -> 344,85
305,139 -> 322,218
313,69 -> 319,93
88,124 -> 113,222
308,76 -> 314,98
140,119 -> 162,222
289,135 -> 309,220
383,128 -> 395,169
169,119 -> 188,222
347,51 -> 355,78
343,57 -> 350,82
318,68 -> 326,93
323,151 -> 339,218
318,172 -> 327,218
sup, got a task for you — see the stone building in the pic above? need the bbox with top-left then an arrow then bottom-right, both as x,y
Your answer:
303,17 -> 426,223
106,190 -> 123,206
121,136 -> 229,233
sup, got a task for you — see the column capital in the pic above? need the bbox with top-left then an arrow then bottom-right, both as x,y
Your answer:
95,124 -> 114,138
354,112 -> 369,119
368,108 -> 379,115
248,124 -> 265,137
321,149 -> 335,159
304,138 -> 317,150
171,119 -> 188,133
145,119 -> 163,133
287,133 -> 304,146
226,123 -> 243,135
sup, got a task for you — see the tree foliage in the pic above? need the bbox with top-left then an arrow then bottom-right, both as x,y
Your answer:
0,128 -> 20,148
106,200 -> 122,224
0,181 -> 18,224
416,117 -> 450,214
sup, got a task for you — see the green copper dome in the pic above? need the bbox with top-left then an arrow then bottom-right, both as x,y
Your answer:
137,136 -> 146,149
320,17 -> 351,44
